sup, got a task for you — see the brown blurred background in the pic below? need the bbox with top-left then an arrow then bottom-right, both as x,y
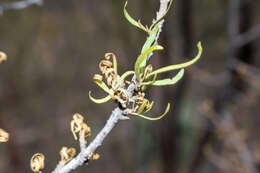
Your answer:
1,0 -> 260,173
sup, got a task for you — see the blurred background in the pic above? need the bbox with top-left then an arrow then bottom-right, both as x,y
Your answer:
0,0 -> 260,172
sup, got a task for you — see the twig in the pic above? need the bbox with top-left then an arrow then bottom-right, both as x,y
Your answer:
200,101 -> 257,173
232,23 -> 260,49
0,0 -> 43,14
51,1 -> 171,173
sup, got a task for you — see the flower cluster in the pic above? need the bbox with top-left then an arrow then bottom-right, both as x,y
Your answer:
89,53 -> 134,108
89,53 -> 171,120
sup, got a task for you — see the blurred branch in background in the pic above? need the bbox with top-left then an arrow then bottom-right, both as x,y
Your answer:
189,0 -> 259,172
232,23 -> 260,49
0,0 -> 43,14
158,0 -> 193,171
201,100 -> 256,173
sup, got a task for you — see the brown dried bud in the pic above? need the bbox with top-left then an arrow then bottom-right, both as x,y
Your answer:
88,152 -> 100,161
71,113 -> 91,142
0,128 -> 9,143
30,153 -> 45,173
0,51 -> 7,64
59,147 -> 76,165
71,113 -> 84,140
99,60 -> 113,74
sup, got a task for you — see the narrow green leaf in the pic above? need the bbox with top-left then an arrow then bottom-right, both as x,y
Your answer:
141,25 -> 159,54
152,69 -> 184,86
124,1 -> 147,32
89,91 -> 112,104
135,45 -> 164,79
133,103 -> 170,121
147,42 -> 202,78
149,0 -> 174,30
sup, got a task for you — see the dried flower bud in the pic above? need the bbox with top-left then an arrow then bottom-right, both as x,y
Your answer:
113,88 -> 129,105
59,147 -> 76,165
135,92 -> 145,105
71,113 -> 84,140
88,152 -> 100,161
99,60 -> 113,74
0,128 -> 9,143
71,113 -> 91,142
0,51 -> 7,64
79,123 -> 91,142
104,68 -> 116,79
30,153 -> 45,173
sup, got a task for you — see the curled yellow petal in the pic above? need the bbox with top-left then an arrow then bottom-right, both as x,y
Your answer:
0,128 -> 9,143
133,103 -> 170,121
93,76 -> 113,95
105,52 -> 117,74
89,91 -> 112,104
30,153 -> 45,173
0,51 -> 7,64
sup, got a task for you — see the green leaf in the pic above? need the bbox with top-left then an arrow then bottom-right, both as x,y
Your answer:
135,45 -> 164,80
141,25 -> 159,54
124,1 -> 147,32
133,103 -> 170,121
89,91 -> 112,104
147,42 -> 202,78
152,69 -> 184,86
149,0 -> 174,30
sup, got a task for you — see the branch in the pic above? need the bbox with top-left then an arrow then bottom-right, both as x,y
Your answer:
0,0 -> 43,14
51,1 -> 171,173
232,23 -> 260,49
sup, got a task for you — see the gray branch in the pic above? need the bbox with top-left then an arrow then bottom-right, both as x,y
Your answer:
0,0 -> 43,14
51,1 -> 171,173
232,23 -> 260,49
